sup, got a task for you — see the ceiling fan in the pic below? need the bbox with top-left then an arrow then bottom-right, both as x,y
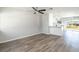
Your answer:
32,7 -> 46,14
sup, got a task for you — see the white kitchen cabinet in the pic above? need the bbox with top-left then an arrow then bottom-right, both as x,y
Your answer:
49,26 -> 63,36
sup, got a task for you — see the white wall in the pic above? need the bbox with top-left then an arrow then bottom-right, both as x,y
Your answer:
53,7 -> 79,18
0,7 -> 41,42
41,14 -> 49,34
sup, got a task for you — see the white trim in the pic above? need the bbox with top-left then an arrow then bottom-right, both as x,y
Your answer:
0,33 -> 41,44
49,33 -> 62,36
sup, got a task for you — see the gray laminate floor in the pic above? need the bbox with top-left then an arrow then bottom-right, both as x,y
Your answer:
0,34 -> 71,52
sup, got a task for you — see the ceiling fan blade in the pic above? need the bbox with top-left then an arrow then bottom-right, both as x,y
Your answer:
32,7 -> 38,11
39,9 -> 46,11
38,11 -> 44,14
32,7 -> 44,14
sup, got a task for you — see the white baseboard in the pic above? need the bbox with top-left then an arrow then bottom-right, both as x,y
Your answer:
0,33 -> 41,44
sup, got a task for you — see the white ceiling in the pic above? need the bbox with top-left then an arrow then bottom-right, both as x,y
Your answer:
1,7 -> 79,15
0,7 -> 51,12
